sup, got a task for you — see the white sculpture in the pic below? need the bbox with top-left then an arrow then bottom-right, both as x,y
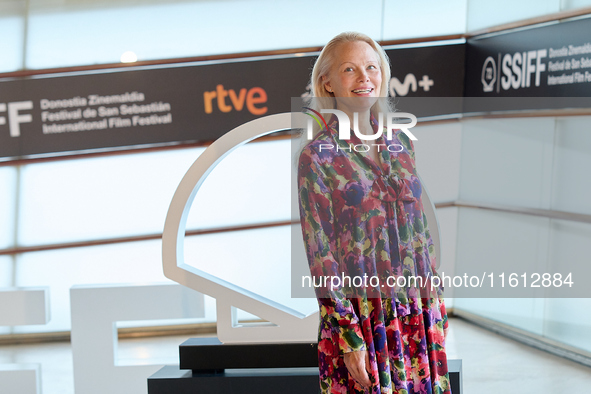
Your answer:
162,112 -> 440,343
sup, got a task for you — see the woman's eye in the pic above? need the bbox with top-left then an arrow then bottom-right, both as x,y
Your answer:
344,67 -> 353,72
368,65 -> 377,70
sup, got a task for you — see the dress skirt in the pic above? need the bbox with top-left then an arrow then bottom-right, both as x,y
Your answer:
317,296 -> 451,394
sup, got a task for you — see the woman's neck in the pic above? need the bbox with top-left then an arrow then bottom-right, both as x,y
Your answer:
337,106 -> 373,135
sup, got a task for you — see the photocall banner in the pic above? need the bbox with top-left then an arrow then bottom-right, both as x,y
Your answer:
0,44 -> 465,160
5,10 -> 591,163
0,57 -> 312,160
465,16 -> 591,97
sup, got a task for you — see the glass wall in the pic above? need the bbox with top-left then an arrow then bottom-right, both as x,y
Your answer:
0,0 -> 25,72
18,148 -> 202,246
453,115 -> 591,355
2,0 -> 589,73
1,137 -> 324,333
0,0 -> 469,72
467,0 -> 591,31
0,167 -> 17,249
467,0 -> 560,31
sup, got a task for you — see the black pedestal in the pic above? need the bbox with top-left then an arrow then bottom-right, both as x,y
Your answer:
148,337 -> 463,394
179,337 -> 318,371
148,365 -> 319,394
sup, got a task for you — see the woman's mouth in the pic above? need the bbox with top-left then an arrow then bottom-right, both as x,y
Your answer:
352,88 -> 374,94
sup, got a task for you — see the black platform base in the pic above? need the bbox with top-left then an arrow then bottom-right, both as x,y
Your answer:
179,337 -> 318,371
147,337 -> 462,394
148,365 -> 320,394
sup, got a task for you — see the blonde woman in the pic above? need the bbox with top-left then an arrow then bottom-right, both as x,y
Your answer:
297,32 -> 450,394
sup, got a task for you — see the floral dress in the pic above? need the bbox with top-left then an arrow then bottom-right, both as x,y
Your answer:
297,114 -> 451,394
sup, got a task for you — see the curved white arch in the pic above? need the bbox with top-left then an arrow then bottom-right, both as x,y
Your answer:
162,112 -> 318,343
162,112 -> 440,343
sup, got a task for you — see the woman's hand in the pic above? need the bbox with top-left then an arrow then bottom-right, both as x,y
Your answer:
343,350 -> 372,389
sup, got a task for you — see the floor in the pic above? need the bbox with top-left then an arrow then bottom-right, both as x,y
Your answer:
444,318 -> 591,392
1,317 -> 590,393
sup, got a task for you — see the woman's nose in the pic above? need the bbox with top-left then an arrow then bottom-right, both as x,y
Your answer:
358,70 -> 369,82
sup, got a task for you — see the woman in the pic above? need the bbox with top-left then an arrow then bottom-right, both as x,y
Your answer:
297,32 -> 451,394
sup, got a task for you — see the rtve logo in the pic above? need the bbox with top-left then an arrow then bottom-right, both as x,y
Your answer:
0,101 -> 33,137
203,84 -> 268,116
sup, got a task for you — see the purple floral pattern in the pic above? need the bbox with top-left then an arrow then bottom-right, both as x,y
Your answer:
298,115 -> 451,393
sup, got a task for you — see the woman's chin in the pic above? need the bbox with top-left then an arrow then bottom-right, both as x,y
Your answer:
336,96 -> 379,112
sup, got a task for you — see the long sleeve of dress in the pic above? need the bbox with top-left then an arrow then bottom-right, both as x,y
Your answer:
298,149 -> 366,355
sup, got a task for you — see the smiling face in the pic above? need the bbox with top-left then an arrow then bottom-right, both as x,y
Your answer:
322,40 -> 382,113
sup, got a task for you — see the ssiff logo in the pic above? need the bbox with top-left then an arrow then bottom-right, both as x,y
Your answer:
482,49 -> 548,93
303,108 -> 418,152
482,56 -> 497,92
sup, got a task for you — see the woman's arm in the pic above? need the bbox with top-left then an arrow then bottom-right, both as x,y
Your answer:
298,150 -> 373,389
297,149 -> 366,355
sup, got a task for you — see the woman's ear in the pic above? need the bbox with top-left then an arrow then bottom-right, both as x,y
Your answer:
322,76 -> 333,93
